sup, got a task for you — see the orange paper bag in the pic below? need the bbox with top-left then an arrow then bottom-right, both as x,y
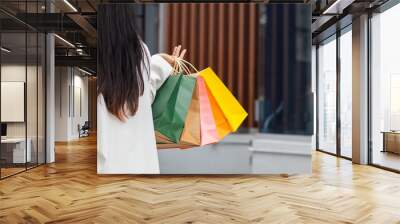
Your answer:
180,81 -> 201,146
206,89 -> 232,139
199,68 -> 248,132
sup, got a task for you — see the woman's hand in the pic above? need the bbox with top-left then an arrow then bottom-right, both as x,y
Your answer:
160,45 -> 187,67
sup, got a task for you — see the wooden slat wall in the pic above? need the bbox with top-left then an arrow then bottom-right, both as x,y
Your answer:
164,3 -> 259,128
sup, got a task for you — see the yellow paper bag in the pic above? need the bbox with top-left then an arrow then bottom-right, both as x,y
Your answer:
199,68 -> 248,131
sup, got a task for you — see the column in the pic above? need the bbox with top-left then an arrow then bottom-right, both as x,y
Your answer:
352,14 -> 369,164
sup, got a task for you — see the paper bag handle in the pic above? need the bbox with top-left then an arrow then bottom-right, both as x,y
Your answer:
172,58 -> 200,75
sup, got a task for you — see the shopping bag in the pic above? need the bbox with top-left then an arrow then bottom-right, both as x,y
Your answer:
180,81 -> 201,146
155,131 -> 174,144
152,74 -> 196,143
156,143 -> 191,149
206,86 -> 232,139
197,76 -> 219,144
175,60 -> 232,140
156,132 -> 191,149
155,82 -> 200,148
152,75 -> 181,126
199,68 -> 248,131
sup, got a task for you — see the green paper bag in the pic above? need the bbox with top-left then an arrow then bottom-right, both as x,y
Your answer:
152,74 -> 196,143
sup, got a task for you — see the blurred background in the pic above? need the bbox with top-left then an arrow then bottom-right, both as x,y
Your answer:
2,0 -> 400,179
160,4 -> 313,135
0,1 -> 313,176
92,3 -> 313,135
108,3 -> 313,174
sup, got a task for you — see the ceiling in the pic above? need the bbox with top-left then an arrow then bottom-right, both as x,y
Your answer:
0,0 -> 393,73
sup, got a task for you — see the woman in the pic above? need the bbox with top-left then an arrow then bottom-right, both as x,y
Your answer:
97,4 -> 186,174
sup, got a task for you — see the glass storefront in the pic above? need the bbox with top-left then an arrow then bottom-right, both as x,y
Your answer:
0,1 -> 46,179
316,25 -> 353,159
314,0 -> 400,172
370,2 -> 400,171
339,28 -> 352,158
317,35 -> 337,155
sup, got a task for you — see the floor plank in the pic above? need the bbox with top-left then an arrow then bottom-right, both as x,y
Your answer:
1,135 -> 400,223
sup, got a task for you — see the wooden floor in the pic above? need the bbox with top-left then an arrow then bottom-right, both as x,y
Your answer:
1,136 -> 400,223
1,167 -> 26,178
373,150 -> 400,171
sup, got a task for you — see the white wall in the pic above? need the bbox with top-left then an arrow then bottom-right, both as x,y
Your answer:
54,67 -> 89,141
1,82 -> 25,122
1,65 -> 39,138
55,67 -> 69,141
1,65 -> 26,140
1,63 -> 46,164
1,65 -> 25,134
71,73 -> 89,139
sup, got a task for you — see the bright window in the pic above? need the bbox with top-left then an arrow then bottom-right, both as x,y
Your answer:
318,36 -> 337,154
371,3 -> 400,170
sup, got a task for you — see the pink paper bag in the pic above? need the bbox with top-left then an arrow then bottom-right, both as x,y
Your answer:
197,76 -> 219,145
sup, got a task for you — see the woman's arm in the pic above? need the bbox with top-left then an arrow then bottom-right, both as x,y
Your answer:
149,54 -> 173,102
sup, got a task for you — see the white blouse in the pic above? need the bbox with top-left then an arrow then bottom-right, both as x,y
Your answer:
97,47 -> 173,174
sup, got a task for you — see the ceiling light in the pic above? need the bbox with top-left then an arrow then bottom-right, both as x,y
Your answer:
1,47 -> 11,53
76,49 -> 85,55
54,34 -> 75,48
322,0 -> 353,15
63,0 -> 78,12
323,0 -> 341,14
78,67 -> 93,76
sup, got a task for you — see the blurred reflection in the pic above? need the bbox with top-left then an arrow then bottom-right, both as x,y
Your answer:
1,30 -> 28,177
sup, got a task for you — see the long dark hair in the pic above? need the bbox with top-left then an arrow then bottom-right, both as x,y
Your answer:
97,4 -> 148,121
